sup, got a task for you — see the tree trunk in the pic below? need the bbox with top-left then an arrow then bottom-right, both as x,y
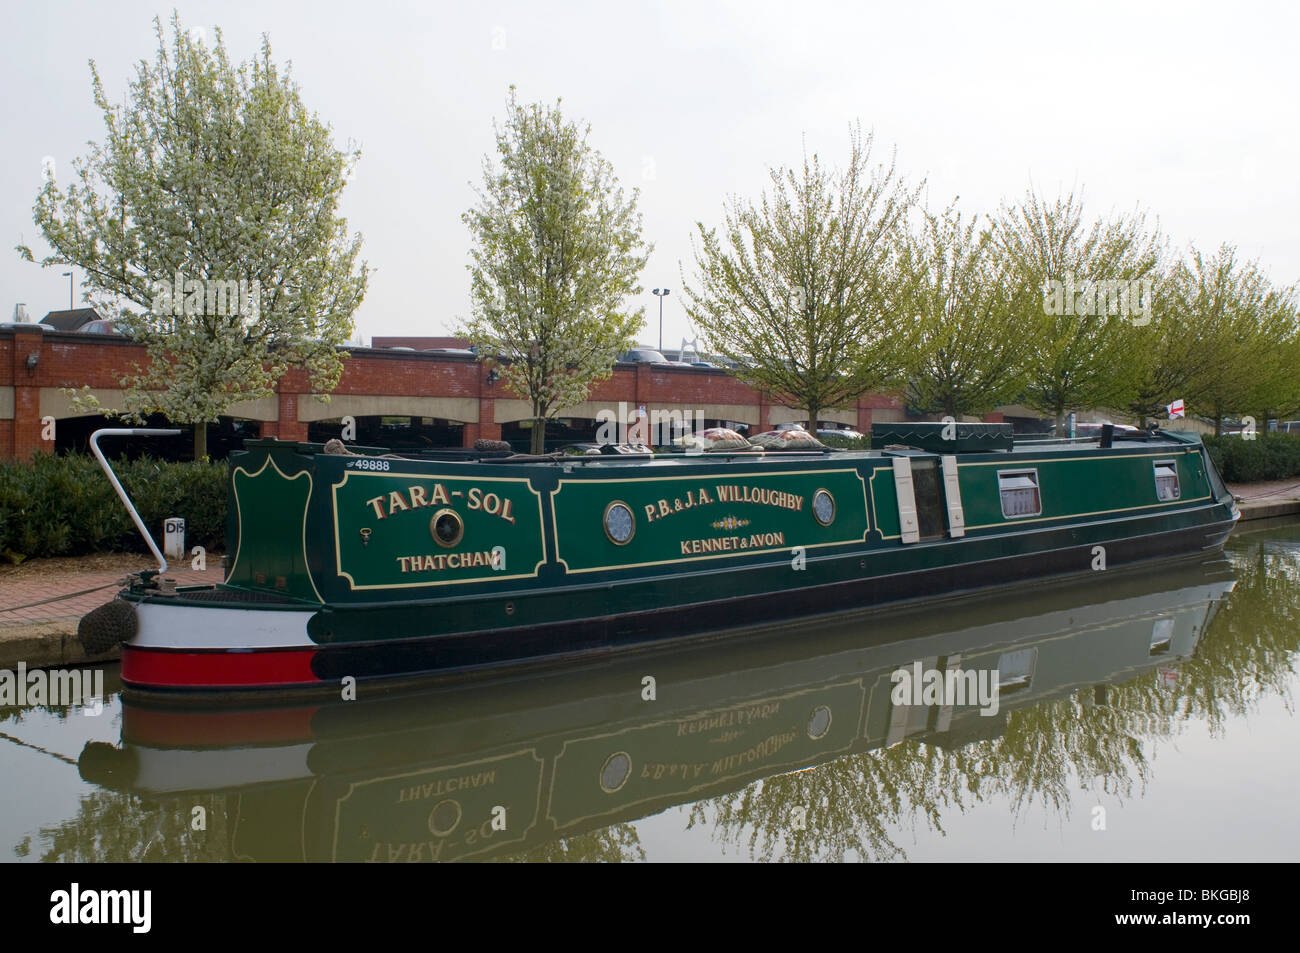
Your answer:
1213,401 -> 1223,437
530,408 -> 545,454
194,423 -> 208,461
805,403 -> 820,433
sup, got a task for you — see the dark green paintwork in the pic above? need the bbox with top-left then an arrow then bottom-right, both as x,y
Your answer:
871,420 -> 1013,452
330,467 -> 546,591
218,433 -> 1233,637
226,455 -> 319,600
550,467 -> 870,574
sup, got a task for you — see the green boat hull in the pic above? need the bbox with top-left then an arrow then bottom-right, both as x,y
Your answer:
114,431 -> 1239,693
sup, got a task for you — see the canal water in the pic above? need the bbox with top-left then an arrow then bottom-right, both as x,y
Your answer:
3,520 -> 1298,863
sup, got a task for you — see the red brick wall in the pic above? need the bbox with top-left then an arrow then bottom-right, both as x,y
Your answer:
1,332 -> 915,459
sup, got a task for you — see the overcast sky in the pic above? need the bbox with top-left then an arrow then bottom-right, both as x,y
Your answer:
4,0 -> 1297,349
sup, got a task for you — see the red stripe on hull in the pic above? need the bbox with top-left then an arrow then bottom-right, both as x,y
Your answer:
121,645 -> 321,689
123,704 -> 321,745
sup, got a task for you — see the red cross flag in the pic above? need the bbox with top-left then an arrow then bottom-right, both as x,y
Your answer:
1166,399 -> 1185,419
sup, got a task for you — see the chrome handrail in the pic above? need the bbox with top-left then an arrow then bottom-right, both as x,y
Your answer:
89,428 -> 182,573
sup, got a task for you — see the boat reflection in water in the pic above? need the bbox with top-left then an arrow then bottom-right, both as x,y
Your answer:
72,557 -> 1253,861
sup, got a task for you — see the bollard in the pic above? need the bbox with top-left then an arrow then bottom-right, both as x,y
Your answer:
163,517 -> 186,562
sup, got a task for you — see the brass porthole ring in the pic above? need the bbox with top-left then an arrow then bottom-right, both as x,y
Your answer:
603,500 -> 636,545
812,488 -> 836,526
430,508 -> 464,548
807,705 -> 832,740
599,752 -> 633,793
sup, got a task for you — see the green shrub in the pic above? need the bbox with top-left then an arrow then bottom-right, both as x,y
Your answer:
0,453 -> 227,561
1202,433 -> 1300,483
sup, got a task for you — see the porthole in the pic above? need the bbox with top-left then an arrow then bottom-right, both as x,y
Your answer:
807,705 -> 832,740
812,489 -> 836,526
600,752 -> 632,793
430,508 -> 464,548
427,798 -> 462,837
603,501 -> 636,545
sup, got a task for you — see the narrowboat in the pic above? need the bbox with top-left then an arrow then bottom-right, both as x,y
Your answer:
76,557 -> 1238,861
84,421 -> 1239,695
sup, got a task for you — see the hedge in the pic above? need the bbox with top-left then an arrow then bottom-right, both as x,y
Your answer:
1201,434 -> 1300,483
0,454 -> 227,562
814,432 -> 872,451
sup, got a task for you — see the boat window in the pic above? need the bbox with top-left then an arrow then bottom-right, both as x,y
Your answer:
910,458 -> 946,540
1149,617 -> 1175,656
997,470 -> 1041,518
997,646 -> 1037,692
1153,461 -> 1180,501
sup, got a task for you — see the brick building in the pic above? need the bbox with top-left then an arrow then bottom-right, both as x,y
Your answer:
2,327 -> 936,460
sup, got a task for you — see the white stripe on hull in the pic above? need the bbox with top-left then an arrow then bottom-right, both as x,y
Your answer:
132,743 -> 314,793
131,600 -> 317,650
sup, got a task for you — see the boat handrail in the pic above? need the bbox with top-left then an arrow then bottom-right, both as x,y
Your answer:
1015,436 -> 1099,444
90,428 -> 183,573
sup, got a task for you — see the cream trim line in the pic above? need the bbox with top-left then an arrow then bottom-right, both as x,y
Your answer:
329,468 -> 547,590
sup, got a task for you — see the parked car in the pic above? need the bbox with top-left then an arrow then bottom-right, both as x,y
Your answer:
817,427 -> 864,440
618,348 -> 669,364
79,319 -> 123,335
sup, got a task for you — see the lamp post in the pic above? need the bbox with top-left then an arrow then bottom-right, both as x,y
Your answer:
61,271 -> 73,310
652,288 -> 670,353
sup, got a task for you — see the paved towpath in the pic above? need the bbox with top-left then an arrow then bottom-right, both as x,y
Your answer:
0,555 -> 223,667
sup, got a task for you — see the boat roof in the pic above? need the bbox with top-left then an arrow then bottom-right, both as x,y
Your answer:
240,430 -> 1204,467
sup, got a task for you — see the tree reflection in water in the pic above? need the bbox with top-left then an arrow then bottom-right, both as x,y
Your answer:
36,793 -> 231,863
683,538 -> 1300,862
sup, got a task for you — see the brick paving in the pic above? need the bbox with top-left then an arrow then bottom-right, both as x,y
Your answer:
1227,479 -> 1300,502
0,559 -> 223,627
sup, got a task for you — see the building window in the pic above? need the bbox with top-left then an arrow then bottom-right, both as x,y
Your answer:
998,470 -> 1041,518
1153,461 -> 1180,501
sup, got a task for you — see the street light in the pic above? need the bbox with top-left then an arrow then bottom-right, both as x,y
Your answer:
652,288 -> 670,353
61,271 -> 73,310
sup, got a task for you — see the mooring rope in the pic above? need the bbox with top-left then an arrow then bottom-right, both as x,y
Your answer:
0,581 -> 122,615
0,730 -> 79,766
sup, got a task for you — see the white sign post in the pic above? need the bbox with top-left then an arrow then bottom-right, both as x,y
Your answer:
163,517 -> 186,562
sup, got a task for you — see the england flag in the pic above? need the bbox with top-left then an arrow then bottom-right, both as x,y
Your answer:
1167,399 -> 1185,419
